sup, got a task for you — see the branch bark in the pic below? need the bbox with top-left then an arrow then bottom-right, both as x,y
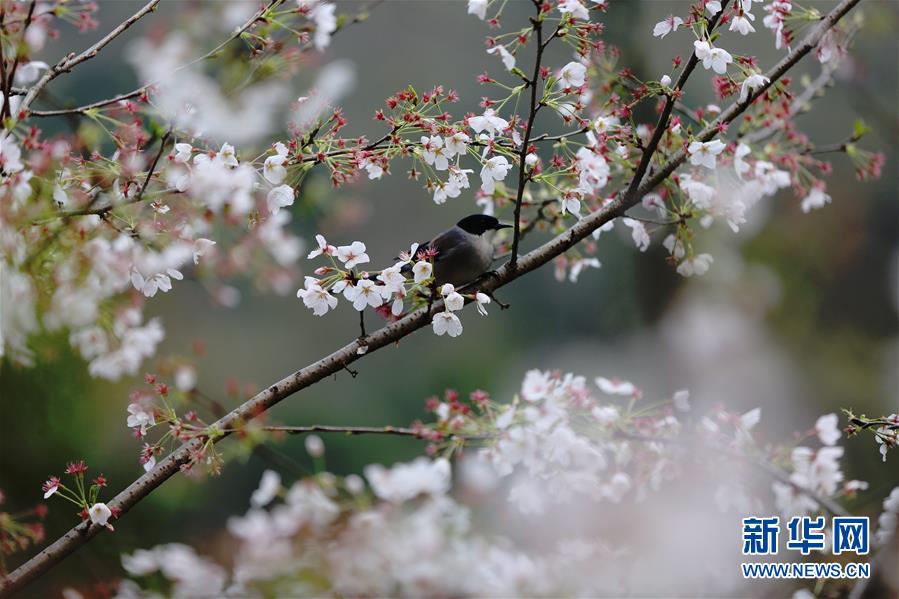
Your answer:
0,0 -> 862,593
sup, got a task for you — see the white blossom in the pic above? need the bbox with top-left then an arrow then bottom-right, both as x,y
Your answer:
687,139 -> 727,169
653,15 -> 683,38
266,184 -> 295,214
815,414 -> 841,446
467,0 -> 487,20
487,45 -> 516,71
364,457 -> 451,502
730,12 -> 756,35
421,135 -> 450,171
595,376 -> 639,397
89,503 -> 113,527
263,142 -> 289,184
676,253 -> 714,277
480,155 -> 512,193
251,470 -> 281,507
740,72 -> 770,102
336,241 -> 370,269
350,279 -> 384,311
432,311 -> 463,337
693,40 -> 733,74
412,260 -> 433,283
801,187 -> 831,213
297,277 -> 338,316
558,0 -> 589,21
468,108 -> 509,136
126,403 -> 156,435
559,61 -> 587,89
621,218 -> 650,252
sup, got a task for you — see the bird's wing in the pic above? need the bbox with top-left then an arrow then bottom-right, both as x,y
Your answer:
428,229 -> 467,263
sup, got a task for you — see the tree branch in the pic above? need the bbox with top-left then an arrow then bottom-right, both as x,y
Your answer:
22,0 -> 392,119
234,424 -> 424,437
615,431 -> 849,517
0,0 -> 862,593
17,0 -> 162,119
623,0 -> 730,202
509,9 -> 545,270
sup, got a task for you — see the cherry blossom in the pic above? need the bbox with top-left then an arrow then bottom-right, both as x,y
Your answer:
693,40 -> 733,74
815,413 -> 841,446
364,457 -> 451,503
412,261 -> 433,283
336,241 -> 370,269
250,470 -> 281,507
676,254 -> 714,277
266,184 -> 295,215
306,234 -> 334,259
687,139 -> 727,169
468,108 -> 508,136
653,15 -> 684,38
309,2 -> 338,51
739,72 -> 770,102
441,284 -> 465,312
263,142 -> 289,184
567,257 -> 601,283
487,45 -> 516,71
172,143 -> 192,163
421,135 -> 450,171
622,218 -> 650,252
350,279 -> 385,311
444,132 -> 470,157
558,0 -> 590,21
559,61 -> 587,89
126,403 -> 156,436
88,503 -> 112,527
297,277 -> 339,316
432,311 -> 463,337
730,12 -> 756,35
467,0 -> 487,20
480,155 -> 512,193
595,376 -> 640,397
800,186 -> 832,213
475,292 -> 491,316
42,477 -> 60,499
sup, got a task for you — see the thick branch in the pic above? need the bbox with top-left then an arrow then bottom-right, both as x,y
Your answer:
0,0 -> 861,593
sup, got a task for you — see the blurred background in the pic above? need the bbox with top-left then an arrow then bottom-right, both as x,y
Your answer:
1,0 -> 896,594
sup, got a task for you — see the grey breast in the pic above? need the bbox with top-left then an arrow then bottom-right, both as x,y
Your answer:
432,227 -> 494,286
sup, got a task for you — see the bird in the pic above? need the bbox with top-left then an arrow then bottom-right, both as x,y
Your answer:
407,214 -> 512,287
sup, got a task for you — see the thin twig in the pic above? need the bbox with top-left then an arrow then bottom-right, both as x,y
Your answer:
0,1 -> 862,593
18,0 -> 162,119
622,1 -> 730,203
136,129 -> 172,201
27,0 -> 280,118
509,9 -> 545,270
233,424 -> 423,437
615,431 -> 849,517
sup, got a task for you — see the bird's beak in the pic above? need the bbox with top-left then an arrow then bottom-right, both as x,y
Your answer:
496,223 -> 513,230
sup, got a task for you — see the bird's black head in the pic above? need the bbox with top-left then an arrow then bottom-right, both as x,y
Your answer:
456,214 -> 513,235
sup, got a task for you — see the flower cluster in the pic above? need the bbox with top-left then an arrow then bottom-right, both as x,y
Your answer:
299,236 -> 494,338
41,461 -> 116,530
123,372 -> 225,476
844,411 -> 899,462
0,0 -> 883,383
115,368 -> 879,596
0,490 -> 47,576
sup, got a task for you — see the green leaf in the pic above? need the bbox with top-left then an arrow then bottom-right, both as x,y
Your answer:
852,119 -> 871,140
